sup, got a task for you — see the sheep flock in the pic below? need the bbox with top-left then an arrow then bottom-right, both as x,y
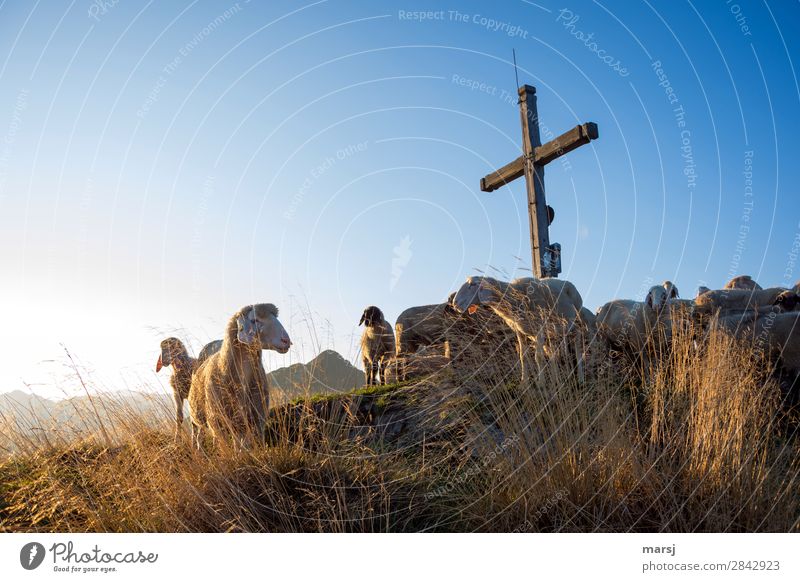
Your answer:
157,274 -> 800,449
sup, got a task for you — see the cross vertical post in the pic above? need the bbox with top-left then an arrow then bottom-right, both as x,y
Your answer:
518,85 -> 556,278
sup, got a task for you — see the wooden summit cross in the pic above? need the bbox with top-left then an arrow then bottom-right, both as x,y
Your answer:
480,85 -> 598,278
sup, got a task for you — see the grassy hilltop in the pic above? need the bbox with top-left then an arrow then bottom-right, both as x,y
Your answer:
1,323 -> 798,533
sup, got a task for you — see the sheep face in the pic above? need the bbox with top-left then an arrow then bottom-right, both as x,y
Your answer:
452,276 -> 500,313
359,306 -> 385,328
157,337 -> 184,372
236,304 -> 291,353
645,285 -> 668,312
443,292 -> 462,317
662,280 -> 679,299
774,291 -> 800,312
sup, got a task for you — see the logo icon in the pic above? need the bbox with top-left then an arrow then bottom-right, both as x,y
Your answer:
20,542 -> 46,570
390,235 -> 413,291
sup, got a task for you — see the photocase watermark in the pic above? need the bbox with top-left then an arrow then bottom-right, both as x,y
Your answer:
510,488 -> 569,532
652,60 -> 697,192
449,74 -> 573,173
726,0 -> 753,37
0,87 -> 29,204
87,0 -> 120,21
19,540 -> 158,574
136,2 -> 245,119
20,542 -> 46,570
397,9 -> 529,39
283,141 -> 368,221
390,235 -> 413,292
781,222 -> 800,288
424,434 -> 520,500
556,9 -> 629,77
594,276 -> 669,376
727,151 -> 754,281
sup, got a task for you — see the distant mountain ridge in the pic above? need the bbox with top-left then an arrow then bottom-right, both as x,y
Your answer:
0,350 -> 362,441
267,349 -> 364,404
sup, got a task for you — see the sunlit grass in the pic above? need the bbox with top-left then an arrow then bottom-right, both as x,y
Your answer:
0,316 -> 798,532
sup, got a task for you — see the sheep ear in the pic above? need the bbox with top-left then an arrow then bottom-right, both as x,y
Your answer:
358,311 -> 366,326
237,312 -> 258,345
158,345 -> 171,369
646,293 -> 653,309
670,288 -> 678,298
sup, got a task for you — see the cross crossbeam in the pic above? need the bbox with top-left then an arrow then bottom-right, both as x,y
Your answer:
480,122 -> 598,193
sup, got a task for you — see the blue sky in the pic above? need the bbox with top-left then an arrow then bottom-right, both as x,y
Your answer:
1,0 -> 799,397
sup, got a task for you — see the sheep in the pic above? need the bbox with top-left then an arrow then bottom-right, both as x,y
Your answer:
442,297 -> 516,373
694,287 -> 799,320
660,280 -> 694,320
595,285 -> 670,363
578,306 -> 597,336
395,303 -> 449,381
662,280 -> 679,299
188,304 -> 291,450
451,276 -> 584,382
755,311 -> 800,376
156,337 -> 222,439
750,312 -> 800,377
724,275 -> 762,290
359,306 -> 395,386
716,311 -> 800,396
198,339 -> 223,363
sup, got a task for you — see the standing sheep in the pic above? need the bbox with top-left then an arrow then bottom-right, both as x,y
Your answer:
395,303 -> 449,381
595,285 -> 670,362
156,337 -> 222,440
451,276 -> 584,382
359,306 -> 395,386
188,304 -> 291,450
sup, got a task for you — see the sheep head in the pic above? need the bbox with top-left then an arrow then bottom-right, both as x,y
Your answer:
662,280 -> 679,299
774,291 -> 800,312
157,337 -> 186,372
452,276 -> 502,314
645,285 -> 668,312
359,306 -> 386,327
235,303 -> 291,353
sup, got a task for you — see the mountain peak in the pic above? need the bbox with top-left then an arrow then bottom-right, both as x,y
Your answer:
268,350 -> 362,404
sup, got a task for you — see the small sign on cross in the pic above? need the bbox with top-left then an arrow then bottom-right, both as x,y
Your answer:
480,84 -> 598,278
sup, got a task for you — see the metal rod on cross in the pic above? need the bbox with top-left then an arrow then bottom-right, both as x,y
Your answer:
480,84 -> 598,278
